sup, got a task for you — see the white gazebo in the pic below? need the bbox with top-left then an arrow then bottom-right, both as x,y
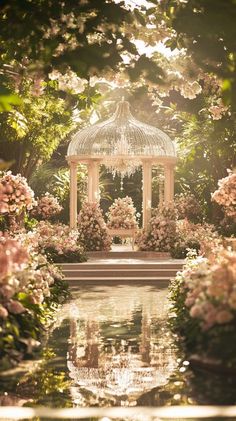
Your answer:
66,100 -> 177,229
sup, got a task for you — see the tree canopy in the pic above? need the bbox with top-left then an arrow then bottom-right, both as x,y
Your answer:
0,0 -> 235,227
164,0 -> 236,108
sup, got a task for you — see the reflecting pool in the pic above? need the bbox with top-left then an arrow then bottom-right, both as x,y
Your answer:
1,281 -> 236,410
66,282 -> 177,406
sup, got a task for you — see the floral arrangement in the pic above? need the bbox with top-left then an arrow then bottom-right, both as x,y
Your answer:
172,220 -> 221,259
170,249 -> 236,367
212,169 -> 236,220
31,192 -> 62,220
77,201 -> 111,251
35,221 -> 86,263
175,192 -> 202,223
0,233 -> 67,368
106,196 -> 139,230
136,204 -> 177,252
0,171 -> 36,215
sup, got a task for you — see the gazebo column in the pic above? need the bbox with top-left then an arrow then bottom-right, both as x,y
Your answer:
87,160 -> 100,202
69,160 -> 78,229
87,162 -> 93,202
164,163 -> 175,204
142,160 -> 152,229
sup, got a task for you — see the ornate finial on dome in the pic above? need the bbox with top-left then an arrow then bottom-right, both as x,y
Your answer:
114,99 -> 131,120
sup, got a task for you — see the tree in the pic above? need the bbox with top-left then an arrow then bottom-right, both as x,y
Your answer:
175,112 -> 236,220
164,0 -> 236,108
0,80 -> 75,177
0,0 -> 164,111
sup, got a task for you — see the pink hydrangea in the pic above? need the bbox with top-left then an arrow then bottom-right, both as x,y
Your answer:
175,193 -> 202,222
35,220 -> 84,256
31,192 -> 62,219
136,204 -> 177,252
0,171 -> 36,215
107,196 -> 139,230
0,235 -> 29,279
212,169 -> 236,220
180,250 -> 236,331
78,202 -> 111,251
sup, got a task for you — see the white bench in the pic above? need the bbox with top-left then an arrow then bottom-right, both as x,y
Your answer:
108,228 -> 138,250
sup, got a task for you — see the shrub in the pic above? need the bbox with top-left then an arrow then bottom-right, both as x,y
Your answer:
136,204 -> 177,252
171,220 -> 221,259
31,192 -> 62,221
212,169 -> 236,221
0,233 -> 68,369
107,196 -> 139,230
175,192 -> 203,223
35,221 -> 86,263
78,202 -> 111,251
169,249 -> 236,367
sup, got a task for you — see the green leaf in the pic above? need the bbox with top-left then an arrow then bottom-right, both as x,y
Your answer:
133,8 -> 146,26
0,94 -> 22,112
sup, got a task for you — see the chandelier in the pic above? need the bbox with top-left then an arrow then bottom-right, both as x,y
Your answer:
104,157 -> 141,179
103,129 -> 141,178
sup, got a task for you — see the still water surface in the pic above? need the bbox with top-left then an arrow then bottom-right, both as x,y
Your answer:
1,281 -> 236,410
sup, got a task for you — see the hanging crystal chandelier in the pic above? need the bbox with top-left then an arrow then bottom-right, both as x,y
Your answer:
103,128 -> 141,178
104,157 -> 141,178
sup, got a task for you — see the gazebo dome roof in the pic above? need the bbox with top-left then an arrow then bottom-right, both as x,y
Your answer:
67,100 -> 176,159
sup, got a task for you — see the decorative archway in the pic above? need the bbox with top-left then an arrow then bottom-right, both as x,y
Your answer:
66,100 -> 177,229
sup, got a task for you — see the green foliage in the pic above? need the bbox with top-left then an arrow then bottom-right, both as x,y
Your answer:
175,112 -> 236,220
165,0 -> 236,108
169,273 -> 202,350
44,246 -> 86,264
30,164 -> 87,224
0,278 -> 69,370
16,347 -> 72,407
0,0 -> 163,85
0,81 -> 75,177
171,241 -> 200,259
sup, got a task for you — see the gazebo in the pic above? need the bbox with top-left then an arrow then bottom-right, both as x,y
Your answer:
66,100 -> 177,229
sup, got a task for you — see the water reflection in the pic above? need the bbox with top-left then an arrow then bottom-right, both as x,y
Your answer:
2,283 -> 236,408
65,282 -> 177,405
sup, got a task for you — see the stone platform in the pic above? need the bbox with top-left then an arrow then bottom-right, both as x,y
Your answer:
59,247 -> 184,282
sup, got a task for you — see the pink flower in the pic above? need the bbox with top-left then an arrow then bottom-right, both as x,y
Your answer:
7,300 -> 25,314
189,304 -> 203,318
0,305 -> 8,318
0,285 -> 15,299
216,310 -> 233,324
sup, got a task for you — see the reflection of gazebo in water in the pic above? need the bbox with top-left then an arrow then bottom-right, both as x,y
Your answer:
67,100 -> 177,229
66,286 -> 177,405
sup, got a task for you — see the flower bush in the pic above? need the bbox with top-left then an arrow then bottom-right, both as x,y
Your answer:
136,204 -> 177,252
107,196 -> 139,230
0,171 -> 36,215
31,192 -> 62,220
78,201 -> 111,251
172,220 -> 221,259
212,169 -> 236,220
170,249 -> 236,367
0,233 -> 68,368
175,192 -> 202,223
35,221 -> 86,263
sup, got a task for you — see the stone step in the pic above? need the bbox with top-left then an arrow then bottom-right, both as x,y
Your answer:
59,257 -> 184,282
87,251 -> 172,259
67,276 -> 172,282
60,263 -> 183,270
62,269 -> 179,278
